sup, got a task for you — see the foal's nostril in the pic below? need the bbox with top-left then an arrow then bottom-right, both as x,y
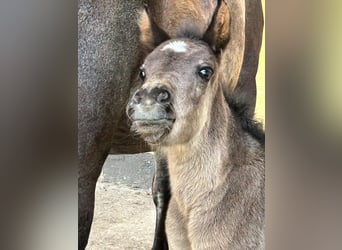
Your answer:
157,90 -> 170,104
133,91 -> 142,104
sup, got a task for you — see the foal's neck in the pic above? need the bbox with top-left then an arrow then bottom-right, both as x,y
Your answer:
165,88 -> 236,170
162,88 -> 241,200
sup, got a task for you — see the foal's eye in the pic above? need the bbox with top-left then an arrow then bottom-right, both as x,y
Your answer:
139,69 -> 146,81
198,67 -> 213,81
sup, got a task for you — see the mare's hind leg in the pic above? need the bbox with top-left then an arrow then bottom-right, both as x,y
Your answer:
152,152 -> 170,250
234,0 -> 264,118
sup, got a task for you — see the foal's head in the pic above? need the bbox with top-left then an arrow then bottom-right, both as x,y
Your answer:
126,2 -> 234,145
127,38 -> 219,145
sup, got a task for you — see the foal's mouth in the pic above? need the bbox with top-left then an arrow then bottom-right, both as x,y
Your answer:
131,118 -> 175,144
133,118 -> 174,125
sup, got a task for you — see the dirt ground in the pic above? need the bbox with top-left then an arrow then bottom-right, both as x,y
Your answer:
86,154 -> 156,250
86,182 -> 155,250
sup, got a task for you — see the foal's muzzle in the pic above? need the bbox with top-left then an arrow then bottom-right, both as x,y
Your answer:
133,87 -> 171,106
126,86 -> 175,144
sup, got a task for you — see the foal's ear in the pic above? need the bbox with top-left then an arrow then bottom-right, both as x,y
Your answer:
139,5 -> 170,53
203,0 -> 230,53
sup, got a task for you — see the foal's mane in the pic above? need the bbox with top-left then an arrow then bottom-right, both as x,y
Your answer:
226,93 -> 265,145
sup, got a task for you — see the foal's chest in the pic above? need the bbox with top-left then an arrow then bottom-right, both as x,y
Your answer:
168,159 -> 216,213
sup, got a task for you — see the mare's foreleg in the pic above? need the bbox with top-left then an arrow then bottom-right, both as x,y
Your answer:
151,153 -> 170,250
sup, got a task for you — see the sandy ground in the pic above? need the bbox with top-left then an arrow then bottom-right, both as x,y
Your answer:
86,183 -> 155,250
86,154 -> 156,250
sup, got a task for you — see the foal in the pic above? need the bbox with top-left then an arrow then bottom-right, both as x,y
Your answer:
127,37 -> 264,249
